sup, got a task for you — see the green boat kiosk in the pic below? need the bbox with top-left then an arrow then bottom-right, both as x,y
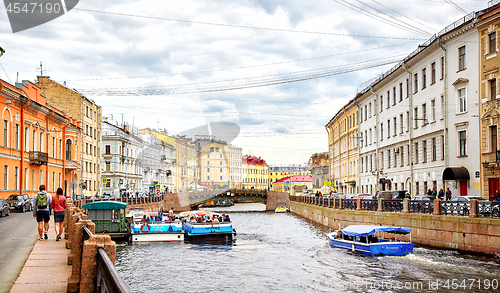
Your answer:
82,201 -> 129,240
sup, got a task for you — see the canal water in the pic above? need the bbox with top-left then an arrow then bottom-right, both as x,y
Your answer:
116,203 -> 500,292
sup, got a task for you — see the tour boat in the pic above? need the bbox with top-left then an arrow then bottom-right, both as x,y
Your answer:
327,225 -> 414,256
179,211 -> 235,243
130,212 -> 184,243
275,202 -> 288,213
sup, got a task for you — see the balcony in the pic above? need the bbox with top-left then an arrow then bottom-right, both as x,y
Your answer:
65,160 -> 78,170
29,151 -> 48,166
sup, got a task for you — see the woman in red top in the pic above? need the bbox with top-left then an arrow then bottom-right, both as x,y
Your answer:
52,188 -> 67,241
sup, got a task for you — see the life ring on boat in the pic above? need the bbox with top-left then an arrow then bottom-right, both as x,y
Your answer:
140,223 -> 151,233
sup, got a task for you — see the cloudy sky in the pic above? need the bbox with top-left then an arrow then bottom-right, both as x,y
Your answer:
0,0 -> 490,165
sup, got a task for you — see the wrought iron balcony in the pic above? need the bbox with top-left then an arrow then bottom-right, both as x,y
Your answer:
29,151 -> 48,166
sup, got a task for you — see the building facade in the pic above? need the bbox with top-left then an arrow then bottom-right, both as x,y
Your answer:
354,13 -> 480,197
308,153 -> 330,192
477,1 -> 500,200
242,155 -> 268,190
268,165 -> 310,189
197,136 -> 242,190
0,79 -> 80,199
325,99 -> 360,194
272,175 -> 312,195
102,121 -> 142,197
37,77 -> 102,198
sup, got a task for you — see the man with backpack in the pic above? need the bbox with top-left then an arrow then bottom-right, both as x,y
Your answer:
32,185 -> 52,240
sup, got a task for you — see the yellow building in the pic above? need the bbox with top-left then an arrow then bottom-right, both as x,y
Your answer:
139,129 -> 198,192
268,165 -> 310,190
272,175 -> 312,195
477,2 -> 500,200
242,155 -> 268,190
197,136 -> 242,189
325,99 -> 359,194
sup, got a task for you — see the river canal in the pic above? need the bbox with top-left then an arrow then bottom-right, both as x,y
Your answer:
116,203 -> 500,292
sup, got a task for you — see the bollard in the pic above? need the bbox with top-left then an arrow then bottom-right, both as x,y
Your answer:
377,198 -> 383,212
79,234 -> 116,293
67,220 -> 95,293
402,198 -> 409,213
66,207 -> 79,250
339,198 -> 343,210
356,198 -> 361,211
433,198 -> 441,215
470,199 -> 478,218
64,203 -> 75,240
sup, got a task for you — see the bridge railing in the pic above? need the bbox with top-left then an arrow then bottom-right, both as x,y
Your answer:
289,196 -> 500,218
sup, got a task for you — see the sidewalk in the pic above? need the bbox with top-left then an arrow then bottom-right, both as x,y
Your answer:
10,228 -> 72,293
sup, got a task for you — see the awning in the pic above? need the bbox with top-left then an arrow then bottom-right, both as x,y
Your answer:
379,178 -> 391,184
346,180 -> 356,185
342,225 -> 411,237
82,201 -> 127,210
442,167 -> 470,180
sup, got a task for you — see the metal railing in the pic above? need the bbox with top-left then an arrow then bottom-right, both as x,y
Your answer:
82,226 -> 130,293
440,201 -> 470,216
409,200 -> 434,214
382,199 -> 404,212
361,199 -> 378,211
342,199 -> 357,210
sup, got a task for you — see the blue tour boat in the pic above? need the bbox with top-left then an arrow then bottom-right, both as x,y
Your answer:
327,225 -> 414,256
130,212 -> 184,243
180,211 -> 235,242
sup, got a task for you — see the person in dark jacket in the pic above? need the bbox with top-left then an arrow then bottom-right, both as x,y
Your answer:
438,188 -> 444,200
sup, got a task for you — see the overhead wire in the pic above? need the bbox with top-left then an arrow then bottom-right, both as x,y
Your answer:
443,0 -> 468,13
73,7 -> 426,41
369,0 -> 438,32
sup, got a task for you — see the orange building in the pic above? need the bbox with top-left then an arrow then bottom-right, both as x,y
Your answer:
0,79 -> 81,199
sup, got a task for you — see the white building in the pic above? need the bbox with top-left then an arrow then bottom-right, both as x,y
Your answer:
357,13 -> 480,197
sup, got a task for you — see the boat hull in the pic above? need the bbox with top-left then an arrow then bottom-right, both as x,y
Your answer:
328,235 -> 414,256
131,222 -> 184,243
183,222 -> 234,242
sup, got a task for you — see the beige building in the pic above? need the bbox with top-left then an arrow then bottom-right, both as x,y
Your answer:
197,136 -> 242,190
37,77 -> 102,197
477,2 -> 500,200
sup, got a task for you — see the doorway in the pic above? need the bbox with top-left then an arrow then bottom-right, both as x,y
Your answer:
489,178 -> 499,201
459,180 -> 467,196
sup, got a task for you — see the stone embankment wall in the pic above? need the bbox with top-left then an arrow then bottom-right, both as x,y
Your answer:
290,201 -> 500,255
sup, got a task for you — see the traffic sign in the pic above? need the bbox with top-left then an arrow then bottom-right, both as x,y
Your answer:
70,182 -> 77,189
102,178 -> 107,184
155,184 -> 161,189
156,189 -> 160,194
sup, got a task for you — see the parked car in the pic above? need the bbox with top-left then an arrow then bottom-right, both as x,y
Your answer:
355,193 -> 373,199
6,194 -> 32,212
377,190 -> 407,200
0,199 -> 10,217
330,193 -> 345,198
411,196 -> 433,213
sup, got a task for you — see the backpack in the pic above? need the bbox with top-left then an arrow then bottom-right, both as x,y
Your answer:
37,192 -> 48,209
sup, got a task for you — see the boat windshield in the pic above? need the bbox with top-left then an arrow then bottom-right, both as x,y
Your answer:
342,225 -> 411,237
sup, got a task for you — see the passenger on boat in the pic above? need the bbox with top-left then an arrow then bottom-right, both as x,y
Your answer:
169,207 -> 174,219
158,208 -> 163,221
223,214 -> 230,222
141,215 -> 147,222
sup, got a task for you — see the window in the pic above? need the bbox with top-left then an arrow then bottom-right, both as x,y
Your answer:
369,103 -> 372,117
364,105 -> 367,121
440,56 -> 445,80
388,150 -> 391,168
416,182 -> 420,195
458,130 -> 467,157
400,114 -> 404,134
414,73 -> 418,93
380,96 -> 383,112
441,135 -> 445,160
431,99 -> 436,122
66,139 -> 72,160
415,142 -> 419,164
422,103 -> 427,125
14,167 -> 18,190
387,120 -> 390,138
14,124 -> 19,150
4,165 -> 7,190
406,111 -> 410,132
491,126 -> 498,152
105,145 -> 111,154
381,123 -> 384,140
490,79 -> 497,100
393,87 -> 396,105
3,120 -> 7,147
400,146 -> 404,167
441,95 -> 445,119
52,172 -> 55,191
32,130 -> 36,151
39,132 -> 43,152
431,62 -> 436,84
414,107 -> 419,128
24,168 -> 28,190
489,32 -> 496,54
423,140 -> 427,163
381,152 -> 384,169
393,117 -> 397,136
422,68 -> 426,89
459,88 -> 467,113
106,179 -> 111,188
406,78 -> 409,98
458,46 -> 466,71
52,137 -> 55,157
399,82 -> 403,102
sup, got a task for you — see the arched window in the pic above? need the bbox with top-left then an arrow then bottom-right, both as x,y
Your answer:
66,139 -> 72,160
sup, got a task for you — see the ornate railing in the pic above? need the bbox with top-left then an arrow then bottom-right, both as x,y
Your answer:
409,200 -> 434,214
342,199 -> 357,210
382,199 -> 404,212
440,201 -> 470,216
361,199 -> 378,211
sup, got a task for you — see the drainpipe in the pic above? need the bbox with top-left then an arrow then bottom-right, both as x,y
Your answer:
46,110 -> 54,188
402,62 -> 414,196
437,36 -> 449,173
18,85 -> 32,195
369,86 -> 380,193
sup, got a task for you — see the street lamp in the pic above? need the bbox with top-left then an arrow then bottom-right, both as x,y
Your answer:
0,47 -> 5,58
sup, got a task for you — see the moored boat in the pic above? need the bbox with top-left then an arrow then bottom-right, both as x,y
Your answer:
130,212 -> 184,243
327,225 -> 414,256
180,211 -> 235,243
275,202 -> 288,213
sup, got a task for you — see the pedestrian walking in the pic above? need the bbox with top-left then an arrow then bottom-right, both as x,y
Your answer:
438,188 -> 444,200
32,185 -> 52,240
446,188 -> 452,201
52,187 -> 67,241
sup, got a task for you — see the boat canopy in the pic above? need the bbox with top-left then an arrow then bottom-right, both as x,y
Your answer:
82,201 -> 127,210
342,225 -> 411,237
